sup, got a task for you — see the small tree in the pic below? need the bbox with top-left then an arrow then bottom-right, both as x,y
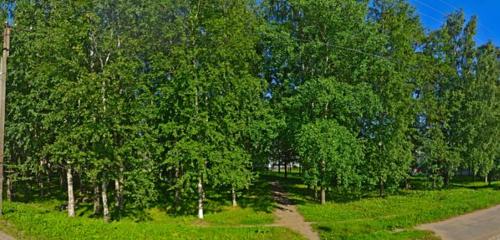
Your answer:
210,146 -> 253,207
297,120 -> 363,204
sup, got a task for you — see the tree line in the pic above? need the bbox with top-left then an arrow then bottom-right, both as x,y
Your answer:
0,0 -> 498,220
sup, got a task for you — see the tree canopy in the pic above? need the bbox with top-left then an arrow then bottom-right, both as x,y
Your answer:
0,0 -> 498,218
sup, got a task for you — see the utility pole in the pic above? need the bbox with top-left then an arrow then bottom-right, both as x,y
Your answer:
0,24 -> 11,217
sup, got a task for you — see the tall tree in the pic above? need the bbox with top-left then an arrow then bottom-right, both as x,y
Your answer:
364,0 -> 423,196
461,43 -> 500,183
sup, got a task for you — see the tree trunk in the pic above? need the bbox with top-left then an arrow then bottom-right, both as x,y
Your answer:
320,186 -> 325,204
114,179 -> 120,207
485,175 -> 489,184
232,187 -> 237,207
174,167 -> 180,210
444,173 -> 450,187
6,176 -> 11,201
379,178 -> 385,197
284,161 -> 288,179
60,168 -> 65,190
278,161 -> 281,173
102,181 -> 110,222
93,184 -> 101,216
197,177 -> 204,219
114,170 -> 124,217
38,174 -> 44,198
67,167 -> 75,217
78,173 -> 83,194
314,185 -> 318,200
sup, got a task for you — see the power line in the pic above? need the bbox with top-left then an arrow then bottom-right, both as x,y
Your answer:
324,43 -> 393,62
416,10 -> 444,27
296,39 -> 395,62
413,0 -> 448,17
417,11 -> 488,44
435,0 -> 496,38
412,0 -> 496,44
434,0 -> 459,11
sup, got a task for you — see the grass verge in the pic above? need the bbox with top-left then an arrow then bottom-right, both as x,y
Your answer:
0,201 -> 303,240
0,175 -> 302,240
272,172 -> 500,240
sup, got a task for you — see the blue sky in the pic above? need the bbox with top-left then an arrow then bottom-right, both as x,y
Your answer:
408,0 -> 499,46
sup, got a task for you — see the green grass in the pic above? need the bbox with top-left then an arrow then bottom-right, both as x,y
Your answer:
3,172 -> 500,240
203,206 -> 275,226
298,189 -> 500,240
0,175 -> 302,240
270,173 -> 500,240
0,201 -> 303,240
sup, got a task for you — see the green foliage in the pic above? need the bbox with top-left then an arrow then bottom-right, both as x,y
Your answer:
1,0 -> 499,234
297,120 -> 363,198
460,43 -> 500,180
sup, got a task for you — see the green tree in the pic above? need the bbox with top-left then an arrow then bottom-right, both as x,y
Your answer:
364,0 -> 423,196
297,120 -> 363,204
461,43 -> 500,183
420,11 -> 477,186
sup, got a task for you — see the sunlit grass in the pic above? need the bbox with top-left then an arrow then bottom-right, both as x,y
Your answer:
0,201 -> 302,240
0,175 -> 300,240
270,172 -> 500,240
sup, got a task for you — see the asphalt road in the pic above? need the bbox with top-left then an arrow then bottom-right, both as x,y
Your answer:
418,205 -> 500,240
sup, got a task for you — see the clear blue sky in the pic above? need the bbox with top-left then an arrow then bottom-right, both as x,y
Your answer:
408,0 -> 500,46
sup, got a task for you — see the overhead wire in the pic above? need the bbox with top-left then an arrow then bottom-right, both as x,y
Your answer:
433,0 -> 458,11
435,0 -> 496,39
325,44 -> 392,62
416,10 -> 445,27
412,0 -> 495,44
413,0 -> 448,16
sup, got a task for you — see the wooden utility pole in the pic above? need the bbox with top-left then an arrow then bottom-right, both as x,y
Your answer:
0,25 -> 11,216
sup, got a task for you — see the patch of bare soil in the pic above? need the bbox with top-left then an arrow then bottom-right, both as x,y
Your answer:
0,231 -> 15,240
271,181 -> 320,240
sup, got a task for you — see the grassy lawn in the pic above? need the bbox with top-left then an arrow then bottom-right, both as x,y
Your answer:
0,201 -> 304,240
0,176 -> 304,240
2,172 -> 500,240
270,173 -> 500,240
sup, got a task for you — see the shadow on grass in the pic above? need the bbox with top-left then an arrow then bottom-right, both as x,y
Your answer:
154,174 -> 276,219
262,172 -> 500,206
318,225 -> 332,232
262,172 -> 364,204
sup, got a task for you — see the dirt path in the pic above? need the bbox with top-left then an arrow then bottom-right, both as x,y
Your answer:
417,205 -> 500,240
271,181 -> 320,240
0,231 -> 14,240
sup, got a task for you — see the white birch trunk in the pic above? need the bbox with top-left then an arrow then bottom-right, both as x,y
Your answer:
320,186 -> 325,205
102,181 -> 110,222
67,167 -> 75,217
6,176 -> 11,202
198,177 -> 204,219
93,184 -> 101,216
232,187 -> 237,207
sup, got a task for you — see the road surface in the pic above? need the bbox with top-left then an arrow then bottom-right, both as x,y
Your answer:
418,205 -> 500,240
